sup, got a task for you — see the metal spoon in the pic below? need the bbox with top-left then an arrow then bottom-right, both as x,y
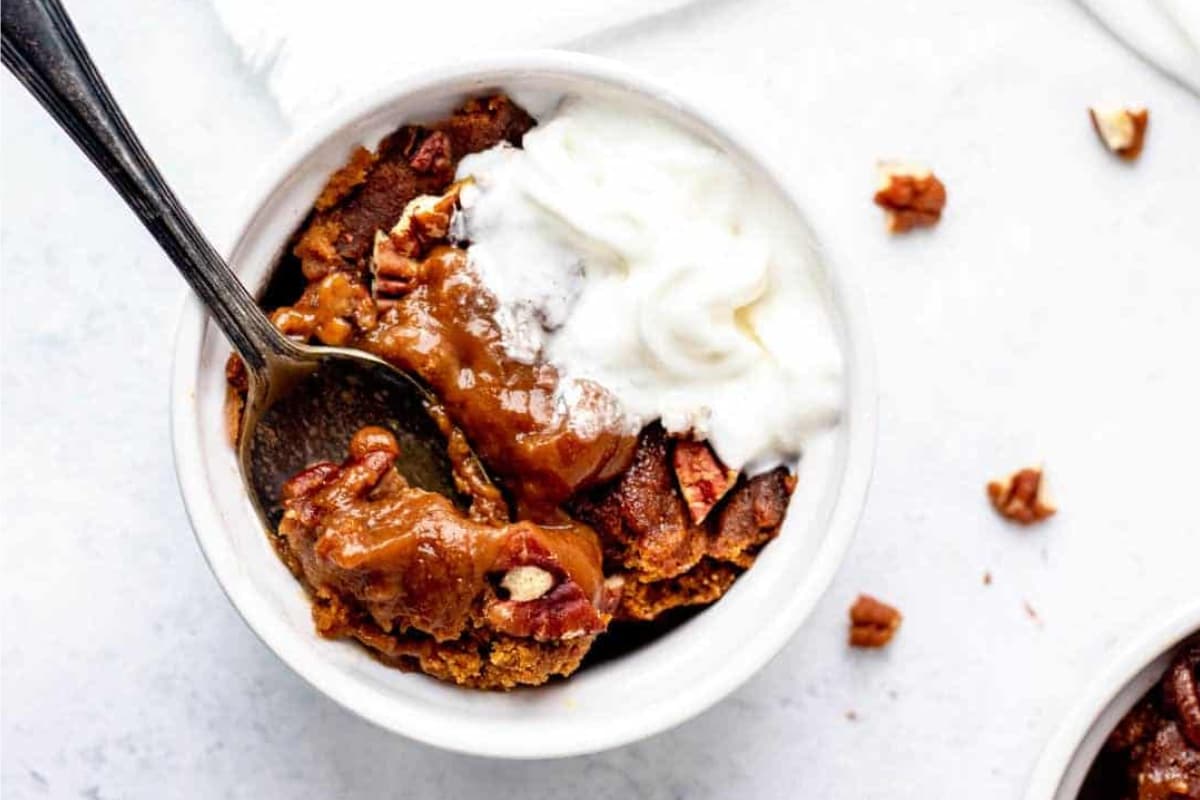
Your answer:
2,0 -> 462,525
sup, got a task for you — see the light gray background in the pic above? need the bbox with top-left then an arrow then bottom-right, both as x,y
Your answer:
2,0 -> 1198,797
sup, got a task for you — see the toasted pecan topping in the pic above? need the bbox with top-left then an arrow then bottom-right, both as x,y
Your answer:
269,271 -> 377,346
500,565 -> 556,603
1166,645 -> 1200,750
371,233 -> 424,304
672,439 -> 738,525
849,594 -> 902,648
371,182 -> 467,309
484,582 -> 607,641
987,466 -> 1056,525
873,162 -> 946,233
408,131 -> 452,175
1089,106 -> 1149,161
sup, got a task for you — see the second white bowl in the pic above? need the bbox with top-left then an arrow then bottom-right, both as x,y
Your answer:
1025,598 -> 1200,799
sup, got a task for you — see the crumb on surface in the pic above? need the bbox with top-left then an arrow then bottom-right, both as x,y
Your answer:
987,465 -> 1056,525
1088,105 -> 1149,161
873,161 -> 947,233
849,594 -> 902,648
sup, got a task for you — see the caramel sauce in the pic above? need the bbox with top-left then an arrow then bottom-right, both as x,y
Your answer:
280,428 -> 607,644
362,246 -> 637,517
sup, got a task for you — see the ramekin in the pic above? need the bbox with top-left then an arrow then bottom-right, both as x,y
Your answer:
1025,598 -> 1200,798
170,51 -> 877,758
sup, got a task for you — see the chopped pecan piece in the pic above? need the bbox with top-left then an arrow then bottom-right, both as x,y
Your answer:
408,130 -> 452,175
1089,106 -> 1149,161
1166,645 -> 1200,749
500,565 -> 555,602
873,162 -> 947,233
287,95 -> 534,282
987,465 -> 1056,525
1134,722 -> 1200,798
482,534 -> 614,642
371,233 -> 423,304
672,439 -> 738,525
397,183 -> 463,245
269,271 -> 377,346
485,582 -> 606,642
849,594 -> 902,648
371,182 -> 467,309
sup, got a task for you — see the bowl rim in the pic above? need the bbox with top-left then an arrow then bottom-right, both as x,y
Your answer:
170,49 -> 878,758
1024,597 -> 1200,799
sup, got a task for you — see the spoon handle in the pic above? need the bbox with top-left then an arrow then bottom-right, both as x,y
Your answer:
1,0 -> 293,372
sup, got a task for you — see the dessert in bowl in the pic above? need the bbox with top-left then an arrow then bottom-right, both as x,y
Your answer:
1078,638 -> 1200,799
172,53 -> 875,756
1026,600 -> 1200,799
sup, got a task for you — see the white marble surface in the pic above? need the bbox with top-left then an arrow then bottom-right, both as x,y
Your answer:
2,1 -> 1198,798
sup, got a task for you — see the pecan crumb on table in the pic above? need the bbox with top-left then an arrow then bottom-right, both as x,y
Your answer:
873,161 -> 947,233
987,465 -> 1056,525
849,594 -> 902,648
1089,105 -> 1150,161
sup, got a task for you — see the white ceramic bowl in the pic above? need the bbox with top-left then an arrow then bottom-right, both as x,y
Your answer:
170,51 -> 877,758
1025,598 -> 1200,799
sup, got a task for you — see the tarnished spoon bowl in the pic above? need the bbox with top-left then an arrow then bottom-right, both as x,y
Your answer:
243,350 -> 461,526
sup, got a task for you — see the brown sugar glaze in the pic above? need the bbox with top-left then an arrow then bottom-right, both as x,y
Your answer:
362,246 -> 637,516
